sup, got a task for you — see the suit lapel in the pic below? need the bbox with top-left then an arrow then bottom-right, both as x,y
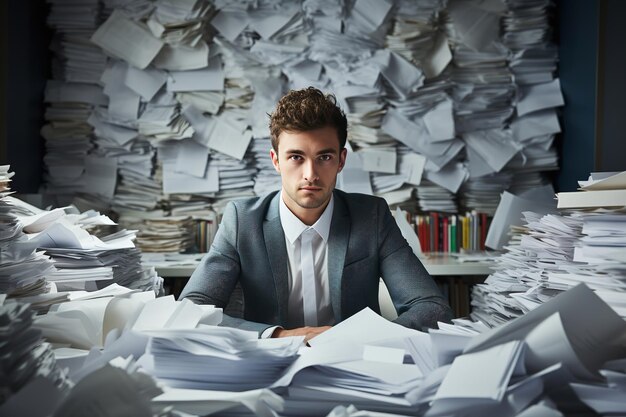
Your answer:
328,191 -> 350,322
263,193 -> 289,325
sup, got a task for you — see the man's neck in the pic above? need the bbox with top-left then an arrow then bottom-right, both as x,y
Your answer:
282,193 -> 331,226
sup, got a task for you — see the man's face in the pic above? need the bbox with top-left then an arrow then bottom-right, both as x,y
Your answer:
270,126 -> 347,218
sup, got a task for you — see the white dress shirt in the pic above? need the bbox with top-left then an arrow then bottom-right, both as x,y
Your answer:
260,193 -> 336,337
280,192 -> 335,328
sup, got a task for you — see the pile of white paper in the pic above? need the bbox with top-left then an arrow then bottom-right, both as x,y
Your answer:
0,169 -> 57,299
119,214 -> 195,253
139,326 -> 302,391
475,172 -> 626,327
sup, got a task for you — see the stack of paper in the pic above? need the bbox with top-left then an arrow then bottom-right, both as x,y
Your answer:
0,301 -> 71,416
385,0 -> 449,77
475,172 -> 626,326
33,291 -> 221,351
8,195 -> 161,294
43,0 -> 108,201
112,144 -> 163,213
42,81 -> 103,199
415,180 -> 457,213
277,308 -> 432,416
459,173 -> 512,216
251,137 -> 281,196
503,0 -> 557,85
0,171 -> 57,299
47,0 -> 105,83
139,326 -> 302,391
557,171 -> 626,209
120,215 -> 195,253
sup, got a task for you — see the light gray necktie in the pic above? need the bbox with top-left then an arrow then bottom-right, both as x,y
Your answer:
300,228 -> 319,326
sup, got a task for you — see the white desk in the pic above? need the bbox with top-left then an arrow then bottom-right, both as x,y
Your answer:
151,253 -> 494,318
153,253 -> 494,278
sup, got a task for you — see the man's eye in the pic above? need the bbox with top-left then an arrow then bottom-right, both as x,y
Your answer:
319,155 -> 332,161
289,155 -> 302,161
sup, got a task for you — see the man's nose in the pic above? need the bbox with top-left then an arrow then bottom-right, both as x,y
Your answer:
303,160 -> 318,181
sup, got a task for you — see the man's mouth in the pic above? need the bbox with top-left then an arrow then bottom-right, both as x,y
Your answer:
300,186 -> 322,191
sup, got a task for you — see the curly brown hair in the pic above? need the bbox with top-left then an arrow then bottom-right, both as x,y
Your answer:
269,87 -> 348,152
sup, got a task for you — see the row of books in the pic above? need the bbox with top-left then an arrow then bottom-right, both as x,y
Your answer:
413,212 -> 491,253
194,217 -> 218,253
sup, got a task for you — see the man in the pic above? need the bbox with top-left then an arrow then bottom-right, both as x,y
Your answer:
180,87 -> 453,341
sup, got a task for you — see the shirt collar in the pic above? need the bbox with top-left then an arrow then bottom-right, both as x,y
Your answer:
279,192 -> 334,244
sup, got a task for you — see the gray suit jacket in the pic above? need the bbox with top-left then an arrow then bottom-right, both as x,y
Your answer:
180,189 -> 453,335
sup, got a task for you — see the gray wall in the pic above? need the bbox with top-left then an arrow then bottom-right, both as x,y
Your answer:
597,0 -> 626,172
1,0 -> 49,192
557,0 -> 626,192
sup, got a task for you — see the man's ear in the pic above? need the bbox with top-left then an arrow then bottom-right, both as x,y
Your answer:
337,147 -> 348,173
270,148 -> 281,173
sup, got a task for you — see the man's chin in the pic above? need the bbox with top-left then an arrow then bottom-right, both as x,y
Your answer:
295,196 -> 326,210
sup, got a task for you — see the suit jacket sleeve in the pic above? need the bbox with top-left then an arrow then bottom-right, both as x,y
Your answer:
376,199 -> 454,330
179,201 -> 276,336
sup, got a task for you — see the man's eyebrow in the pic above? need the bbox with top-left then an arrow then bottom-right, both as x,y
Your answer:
283,148 -> 338,155
316,148 -> 338,155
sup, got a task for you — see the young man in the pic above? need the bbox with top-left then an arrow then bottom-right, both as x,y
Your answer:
180,87 -> 453,341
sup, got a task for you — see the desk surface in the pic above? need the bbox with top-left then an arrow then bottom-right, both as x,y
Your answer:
150,253 -> 495,278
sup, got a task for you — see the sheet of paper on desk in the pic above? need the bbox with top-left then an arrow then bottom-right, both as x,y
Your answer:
465,284 -> 626,376
91,9 -> 164,70
153,388 -> 283,416
124,65 -> 167,101
523,312 -> 597,380
579,170 -> 626,190
434,340 -> 523,403
309,307 -> 418,347
272,340 -> 363,388
34,309 -> 100,349
320,360 -> 424,393
516,78 -> 564,117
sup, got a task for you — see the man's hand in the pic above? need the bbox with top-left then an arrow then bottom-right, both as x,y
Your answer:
272,326 -> 332,344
